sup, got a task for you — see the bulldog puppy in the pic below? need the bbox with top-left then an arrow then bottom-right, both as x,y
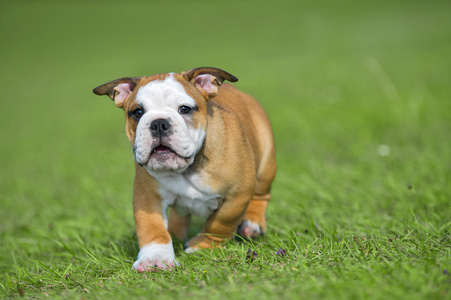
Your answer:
93,67 -> 276,272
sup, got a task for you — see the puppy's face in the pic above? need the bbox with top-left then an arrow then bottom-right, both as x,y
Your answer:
93,68 -> 238,174
123,74 -> 208,173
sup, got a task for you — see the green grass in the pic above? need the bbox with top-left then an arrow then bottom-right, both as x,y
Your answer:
1,0 -> 451,298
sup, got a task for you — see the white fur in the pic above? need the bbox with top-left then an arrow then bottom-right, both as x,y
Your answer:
132,242 -> 178,270
157,172 -> 223,217
136,74 -> 197,111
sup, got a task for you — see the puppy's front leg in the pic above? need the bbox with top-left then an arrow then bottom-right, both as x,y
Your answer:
132,166 -> 177,272
185,193 -> 251,252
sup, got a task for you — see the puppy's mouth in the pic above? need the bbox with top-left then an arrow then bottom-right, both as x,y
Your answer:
152,144 -> 175,155
134,141 -> 195,170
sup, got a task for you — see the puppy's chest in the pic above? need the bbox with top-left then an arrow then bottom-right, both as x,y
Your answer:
157,173 -> 223,217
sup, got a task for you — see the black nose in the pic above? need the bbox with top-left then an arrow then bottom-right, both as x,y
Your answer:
150,119 -> 171,137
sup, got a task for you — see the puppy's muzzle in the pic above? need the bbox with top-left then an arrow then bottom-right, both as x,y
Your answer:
150,119 -> 171,138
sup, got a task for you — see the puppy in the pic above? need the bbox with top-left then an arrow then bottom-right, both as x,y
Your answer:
93,67 -> 276,272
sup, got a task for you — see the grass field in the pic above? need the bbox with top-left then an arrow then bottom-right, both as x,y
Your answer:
1,0 -> 451,298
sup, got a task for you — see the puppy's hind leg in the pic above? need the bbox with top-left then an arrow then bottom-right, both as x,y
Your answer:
237,193 -> 270,239
237,145 -> 276,239
168,207 -> 191,241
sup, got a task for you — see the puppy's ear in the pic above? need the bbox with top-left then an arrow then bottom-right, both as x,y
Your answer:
182,67 -> 238,100
93,77 -> 143,108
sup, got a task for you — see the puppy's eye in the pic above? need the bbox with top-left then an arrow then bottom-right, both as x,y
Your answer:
132,108 -> 143,119
178,105 -> 192,115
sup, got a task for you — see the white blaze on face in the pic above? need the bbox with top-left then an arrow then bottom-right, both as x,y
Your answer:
133,75 -> 206,172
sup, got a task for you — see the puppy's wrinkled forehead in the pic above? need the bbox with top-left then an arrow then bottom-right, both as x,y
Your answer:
133,74 -> 197,110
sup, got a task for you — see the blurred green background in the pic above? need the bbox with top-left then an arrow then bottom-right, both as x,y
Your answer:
1,0 -> 450,296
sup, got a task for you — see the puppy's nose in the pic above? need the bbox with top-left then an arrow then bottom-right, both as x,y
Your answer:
150,119 -> 171,137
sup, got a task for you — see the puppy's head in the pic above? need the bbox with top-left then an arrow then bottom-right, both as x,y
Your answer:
93,67 -> 238,174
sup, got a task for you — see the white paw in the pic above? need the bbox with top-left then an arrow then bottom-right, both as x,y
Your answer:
132,242 -> 179,272
237,220 -> 263,238
184,246 -> 199,254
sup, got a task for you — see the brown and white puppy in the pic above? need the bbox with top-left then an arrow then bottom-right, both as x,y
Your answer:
93,67 -> 276,272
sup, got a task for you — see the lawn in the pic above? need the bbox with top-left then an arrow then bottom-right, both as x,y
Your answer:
1,0 -> 450,299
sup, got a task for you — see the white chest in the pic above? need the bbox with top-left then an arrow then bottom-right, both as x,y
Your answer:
156,172 -> 223,217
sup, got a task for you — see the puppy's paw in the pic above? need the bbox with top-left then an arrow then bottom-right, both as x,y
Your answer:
184,246 -> 199,254
132,243 -> 179,272
184,234 -> 223,253
237,220 -> 264,239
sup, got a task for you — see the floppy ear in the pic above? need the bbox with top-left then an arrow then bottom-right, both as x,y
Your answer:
182,67 -> 238,100
93,77 -> 143,108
